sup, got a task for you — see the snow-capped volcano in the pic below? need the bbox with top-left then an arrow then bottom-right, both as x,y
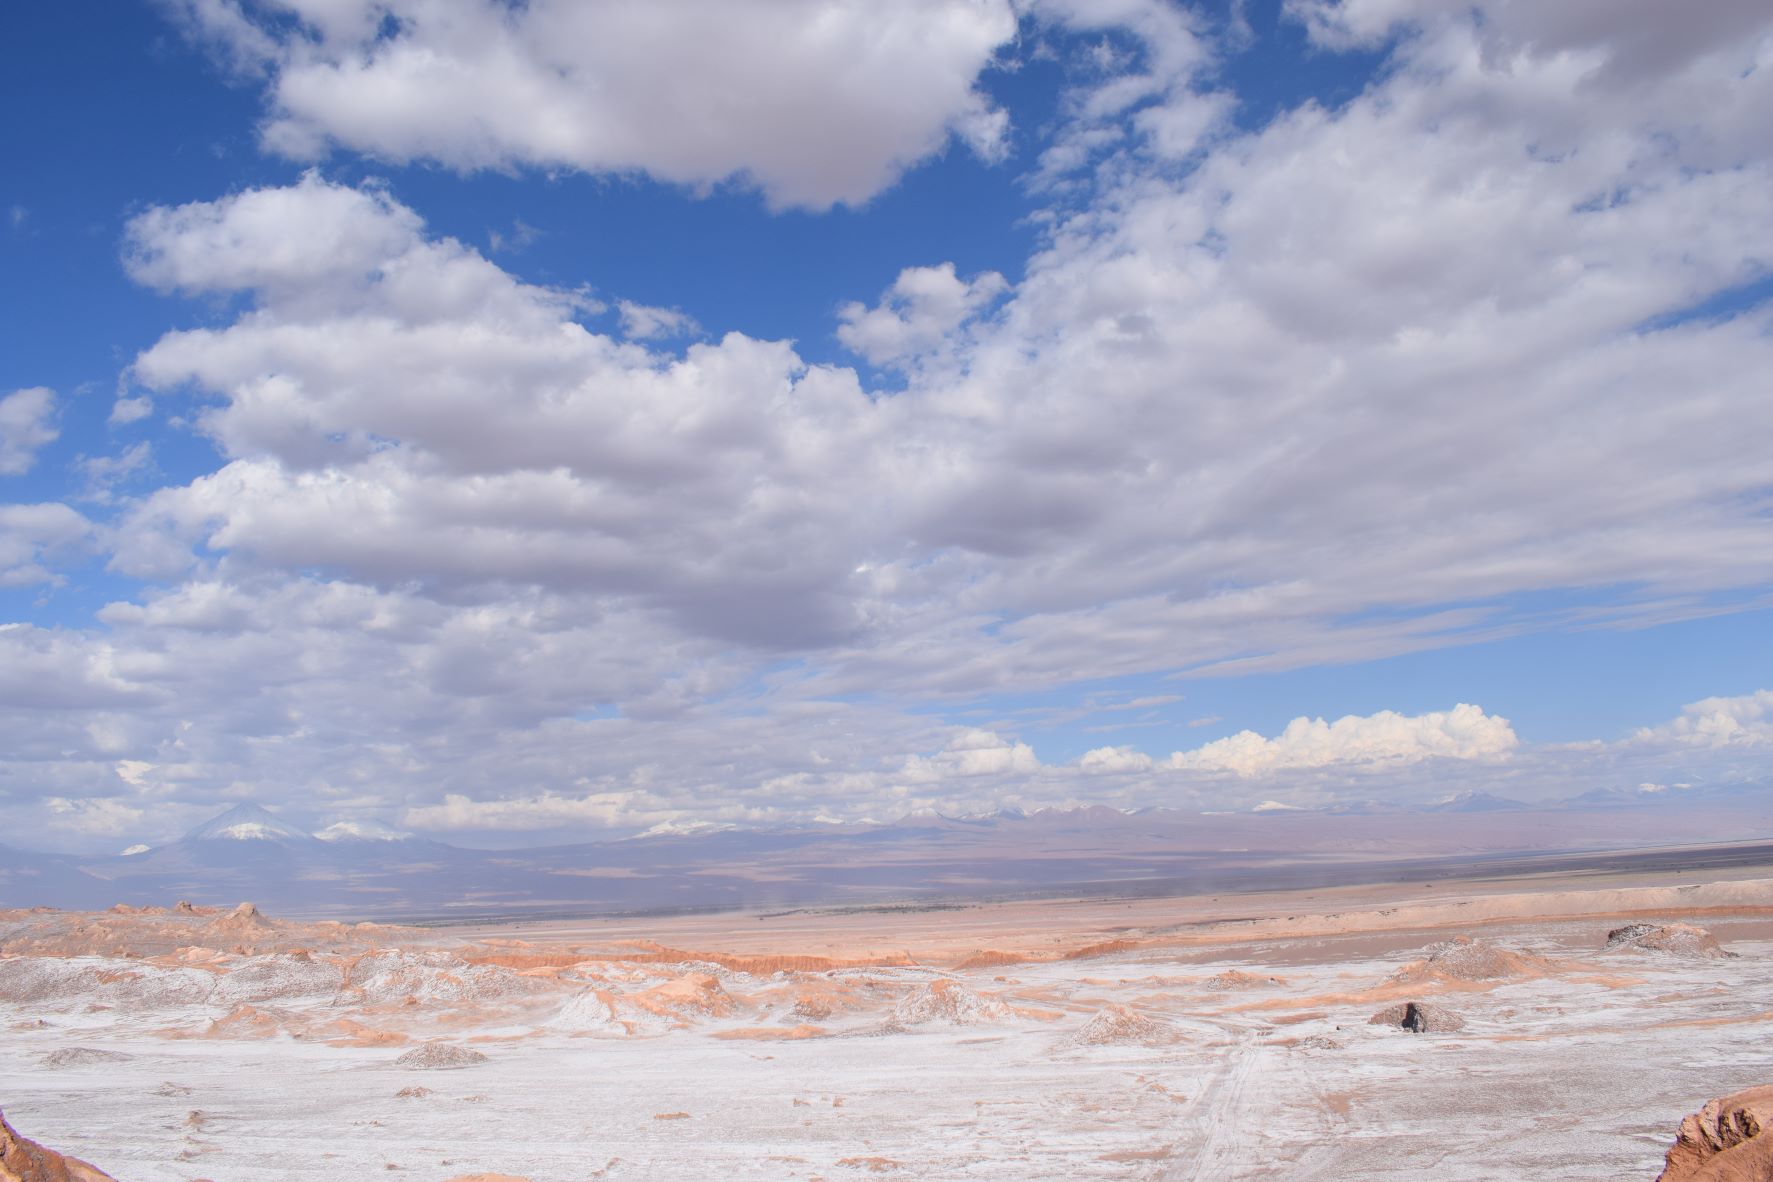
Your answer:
183,803 -> 313,844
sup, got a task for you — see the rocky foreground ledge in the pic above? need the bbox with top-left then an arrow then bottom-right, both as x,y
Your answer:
1,1109 -> 116,1182
1658,1087 -> 1773,1182
4,1107 -> 518,1182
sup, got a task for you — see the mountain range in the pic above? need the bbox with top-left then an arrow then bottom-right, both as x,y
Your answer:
2,785 -> 1768,919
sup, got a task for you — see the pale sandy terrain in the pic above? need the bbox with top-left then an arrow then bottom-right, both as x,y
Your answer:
5,865 -> 1773,1180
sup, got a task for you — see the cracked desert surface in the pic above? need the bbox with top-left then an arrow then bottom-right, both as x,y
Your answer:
6,867 -> 1773,1180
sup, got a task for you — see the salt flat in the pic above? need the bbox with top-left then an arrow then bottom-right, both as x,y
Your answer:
5,869 -> 1772,1181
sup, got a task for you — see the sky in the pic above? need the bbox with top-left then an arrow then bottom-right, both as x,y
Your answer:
1,0 -> 1770,852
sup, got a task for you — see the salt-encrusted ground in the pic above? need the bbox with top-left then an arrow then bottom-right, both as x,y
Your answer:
4,877 -> 1772,1180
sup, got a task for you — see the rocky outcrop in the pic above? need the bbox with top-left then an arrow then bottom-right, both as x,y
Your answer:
1369,1000 -> 1465,1033
39,1049 -> 131,1069
1069,1004 -> 1178,1046
1201,969 -> 1285,991
891,979 -> 1009,1026
1392,936 -> 1556,982
395,1042 -> 489,1069
1607,924 -> 1730,959
1656,1087 -> 1773,1181
628,972 -> 735,1024
0,1109 -> 118,1182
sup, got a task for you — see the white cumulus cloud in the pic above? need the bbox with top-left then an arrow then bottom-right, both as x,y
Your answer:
0,387 -> 58,475
617,300 -> 699,341
0,503 -> 92,588
109,394 -> 154,426
1079,745 -> 1156,774
1634,689 -> 1773,748
45,795 -> 146,836
837,263 -> 1009,368
900,729 -> 1041,781
1166,704 -> 1519,777
167,0 -> 1019,209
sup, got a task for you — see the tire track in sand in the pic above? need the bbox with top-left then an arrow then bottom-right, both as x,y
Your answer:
1163,1019 -> 1266,1182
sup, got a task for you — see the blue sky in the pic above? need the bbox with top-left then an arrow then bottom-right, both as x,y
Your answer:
2,0 -> 1771,850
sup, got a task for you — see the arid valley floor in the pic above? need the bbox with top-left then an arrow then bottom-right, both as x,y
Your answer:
6,858 -> 1773,1180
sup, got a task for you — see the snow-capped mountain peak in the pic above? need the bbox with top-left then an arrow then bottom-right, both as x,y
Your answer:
183,803 -> 312,843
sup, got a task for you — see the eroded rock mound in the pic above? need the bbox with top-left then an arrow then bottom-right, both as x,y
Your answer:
395,1042 -> 488,1069
0,1108 -> 117,1182
212,952 -> 344,1004
891,979 -> 1009,1026
1392,937 -> 1555,982
1070,1004 -> 1177,1047
345,949 -> 543,1006
1201,969 -> 1284,991
1607,923 -> 1730,960
208,902 -> 270,931
200,1004 -> 284,1040
789,980 -> 863,1022
1369,1001 -> 1465,1033
1656,1086 -> 1773,1181
550,988 -> 647,1037
40,1048 -> 131,1069
0,958 -> 215,1009
628,972 -> 735,1024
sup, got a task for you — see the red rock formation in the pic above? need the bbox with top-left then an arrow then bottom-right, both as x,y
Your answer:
1657,1087 -> 1773,1181
629,972 -> 736,1022
0,1109 -> 117,1182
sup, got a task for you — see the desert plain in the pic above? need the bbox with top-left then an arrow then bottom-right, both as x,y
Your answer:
5,852 -> 1773,1181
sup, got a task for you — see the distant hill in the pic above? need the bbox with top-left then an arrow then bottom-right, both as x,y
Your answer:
3,795 -> 1770,919
1425,791 -> 1529,813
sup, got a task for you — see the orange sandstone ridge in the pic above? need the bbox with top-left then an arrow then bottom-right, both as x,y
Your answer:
0,1109 -> 117,1182
1657,1087 -> 1773,1182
